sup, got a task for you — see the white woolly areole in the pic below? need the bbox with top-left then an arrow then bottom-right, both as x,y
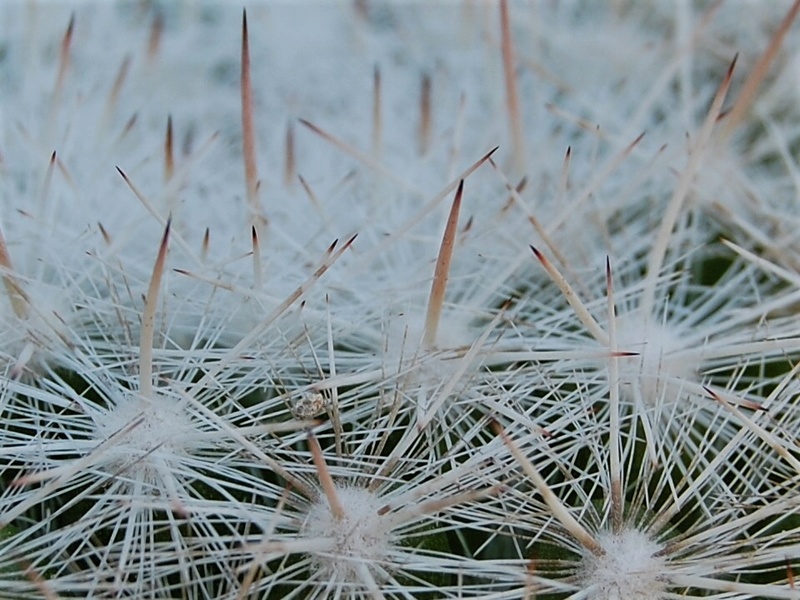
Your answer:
616,312 -> 696,407
95,394 -> 193,477
305,486 -> 392,582
582,528 -> 666,600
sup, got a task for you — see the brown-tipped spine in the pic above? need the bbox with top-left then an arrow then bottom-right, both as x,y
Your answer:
307,431 -> 346,521
284,121 -> 295,188
372,65 -> 383,157
423,180 -> 463,348
241,9 -> 264,227
164,115 -> 175,182
500,0 -> 525,172
418,73 -> 432,155
139,218 -> 171,400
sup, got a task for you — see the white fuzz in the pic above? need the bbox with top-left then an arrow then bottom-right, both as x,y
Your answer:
582,529 -> 666,600
94,392 -> 193,480
305,485 -> 392,583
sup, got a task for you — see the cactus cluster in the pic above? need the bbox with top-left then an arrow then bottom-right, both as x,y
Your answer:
2,2 -> 800,598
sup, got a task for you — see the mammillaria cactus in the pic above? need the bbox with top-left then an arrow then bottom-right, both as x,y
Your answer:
3,1 -> 800,598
